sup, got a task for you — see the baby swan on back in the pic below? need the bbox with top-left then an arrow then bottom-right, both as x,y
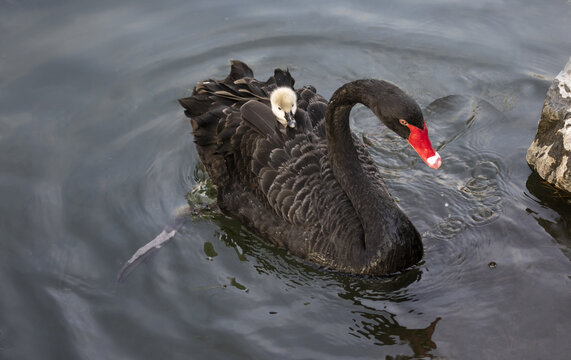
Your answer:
270,87 -> 297,128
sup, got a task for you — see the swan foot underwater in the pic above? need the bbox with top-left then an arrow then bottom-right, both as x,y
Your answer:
118,60 -> 441,281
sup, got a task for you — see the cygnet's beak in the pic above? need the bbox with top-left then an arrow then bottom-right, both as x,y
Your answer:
286,112 -> 296,128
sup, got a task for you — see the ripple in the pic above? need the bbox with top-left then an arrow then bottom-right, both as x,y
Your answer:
462,177 -> 490,194
469,206 -> 500,224
471,160 -> 500,179
457,154 -> 506,227
415,96 -> 510,289
432,216 -> 468,239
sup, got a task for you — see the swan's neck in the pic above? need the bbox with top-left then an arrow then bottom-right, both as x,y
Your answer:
325,80 -> 421,273
325,82 -> 386,236
325,82 -> 370,183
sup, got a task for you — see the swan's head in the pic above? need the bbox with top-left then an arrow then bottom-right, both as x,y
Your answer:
370,81 -> 441,169
270,87 -> 297,128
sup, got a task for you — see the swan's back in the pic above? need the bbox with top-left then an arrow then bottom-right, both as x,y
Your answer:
179,61 -> 327,186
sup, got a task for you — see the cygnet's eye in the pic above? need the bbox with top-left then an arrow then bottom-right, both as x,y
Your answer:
278,107 -> 282,111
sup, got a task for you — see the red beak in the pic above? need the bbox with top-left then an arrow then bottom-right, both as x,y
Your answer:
406,123 -> 442,169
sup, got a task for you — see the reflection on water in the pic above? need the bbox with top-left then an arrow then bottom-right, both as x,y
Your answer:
525,172 -> 571,260
337,273 -> 441,357
351,314 -> 441,358
194,211 -> 445,357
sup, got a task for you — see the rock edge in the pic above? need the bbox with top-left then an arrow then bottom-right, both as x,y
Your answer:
526,57 -> 571,193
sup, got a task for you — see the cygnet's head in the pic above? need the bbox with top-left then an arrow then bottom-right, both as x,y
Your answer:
270,87 -> 297,128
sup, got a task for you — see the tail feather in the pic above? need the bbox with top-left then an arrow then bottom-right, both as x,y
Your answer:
178,92 -> 212,118
225,60 -> 254,83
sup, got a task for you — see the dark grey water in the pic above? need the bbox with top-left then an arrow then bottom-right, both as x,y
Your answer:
1,0 -> 570,359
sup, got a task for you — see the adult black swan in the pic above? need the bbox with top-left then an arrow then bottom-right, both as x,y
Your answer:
179,60 -> 441,275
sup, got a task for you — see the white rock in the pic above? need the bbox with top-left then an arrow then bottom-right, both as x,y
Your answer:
526,57 -> 571,193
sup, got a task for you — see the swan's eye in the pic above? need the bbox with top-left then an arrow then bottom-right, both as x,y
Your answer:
399,119 -> 408,126
278,107 -> 282,111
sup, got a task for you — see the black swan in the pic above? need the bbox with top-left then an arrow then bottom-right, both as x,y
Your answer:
178,60 -> 441,275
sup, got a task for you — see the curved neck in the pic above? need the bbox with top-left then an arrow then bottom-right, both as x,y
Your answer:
324,80 -> 420,272
325,81 -> 374,182
325,81 -> 385,230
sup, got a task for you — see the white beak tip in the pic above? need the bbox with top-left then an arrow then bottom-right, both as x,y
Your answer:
427,152 -> 442,169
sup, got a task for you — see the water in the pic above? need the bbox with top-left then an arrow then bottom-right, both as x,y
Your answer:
1,0 -> 570,359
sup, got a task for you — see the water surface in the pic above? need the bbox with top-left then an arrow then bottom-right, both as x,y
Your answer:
1,0 -> 570,359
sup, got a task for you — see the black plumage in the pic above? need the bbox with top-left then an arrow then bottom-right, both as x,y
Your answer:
178,60 -> 425,275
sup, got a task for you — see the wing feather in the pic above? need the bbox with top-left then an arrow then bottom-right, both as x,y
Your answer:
240,100 -> 278,137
